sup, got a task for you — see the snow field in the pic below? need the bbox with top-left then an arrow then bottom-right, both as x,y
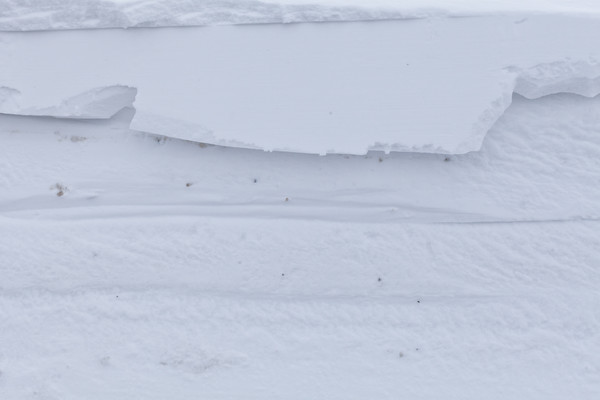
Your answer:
1,92 -> 600,398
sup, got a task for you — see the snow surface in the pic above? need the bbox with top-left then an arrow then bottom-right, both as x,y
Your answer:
2,15 -> 600,154
2,92 -> 600,399
2,2 -> 600,399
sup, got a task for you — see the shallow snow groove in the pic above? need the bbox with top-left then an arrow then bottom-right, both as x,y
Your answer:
1,92 -> 599,222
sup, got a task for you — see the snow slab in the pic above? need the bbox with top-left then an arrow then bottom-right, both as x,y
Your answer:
1,15 -> 600,154
1,0 -> 600,31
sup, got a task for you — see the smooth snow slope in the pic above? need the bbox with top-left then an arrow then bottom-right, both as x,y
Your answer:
1,92 -> 600,399
2,16 -> 600,154
2,0 -> 600,31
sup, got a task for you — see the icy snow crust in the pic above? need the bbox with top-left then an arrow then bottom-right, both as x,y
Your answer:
1,0 -> 600,31
1,15 -> 600,154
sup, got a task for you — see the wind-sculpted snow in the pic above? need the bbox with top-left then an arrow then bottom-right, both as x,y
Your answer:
2,92 -> 600,399
1,0 -> 600,31
1,15 -> 599,154
514,61 -> 600,100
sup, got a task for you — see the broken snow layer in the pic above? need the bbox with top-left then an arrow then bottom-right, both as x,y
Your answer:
0,85 -> 137,119
1,15 -> 600,154
2,0 -> 600,31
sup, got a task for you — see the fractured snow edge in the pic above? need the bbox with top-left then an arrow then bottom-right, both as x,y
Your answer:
2,61 -> 599,155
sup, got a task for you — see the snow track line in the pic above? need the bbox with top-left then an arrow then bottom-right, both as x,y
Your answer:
0,197 -> 492,223
0,201 -> 598,226
0,286 -> 527,305
436,216 -> 600,226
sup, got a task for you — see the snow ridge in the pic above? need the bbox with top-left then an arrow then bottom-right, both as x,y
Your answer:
2,0 -> 600,32
0,0 -> 429,31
